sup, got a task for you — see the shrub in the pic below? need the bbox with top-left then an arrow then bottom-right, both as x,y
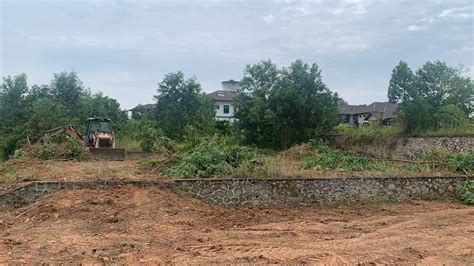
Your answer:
24,135 -> 91,160
444,151 -> 474,175
279,143 -> 316,161
163,136 -> 257,178
303,139 -> 379,171
457,180 -> 474,205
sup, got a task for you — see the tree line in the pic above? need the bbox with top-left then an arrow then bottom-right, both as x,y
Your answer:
1,59 -> 472,160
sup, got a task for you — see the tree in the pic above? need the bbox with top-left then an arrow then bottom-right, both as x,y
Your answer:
388,60 -> 414,103
0,74 -> 29,131
234,59 -> 341,149
49,71 -> 85,111
234,60 -> 279,147
388,60 -> 473,133
0,72 -> 129,160
78,92 -> 128,124
153,72 -> 215,140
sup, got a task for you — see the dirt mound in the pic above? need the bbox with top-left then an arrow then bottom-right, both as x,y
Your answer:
1,186 -> 473,264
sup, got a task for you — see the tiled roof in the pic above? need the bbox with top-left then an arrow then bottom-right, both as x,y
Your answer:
340,102 -> 399,119
209,90 -> 237,101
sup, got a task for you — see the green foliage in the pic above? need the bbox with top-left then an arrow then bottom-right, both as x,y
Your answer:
129,120 -> 174,153
303,140 -> 379,171
234,59 -> 341,149
388,60 -> 473,134
25,136 -> 90,161
164,136 -> 258,178
0,73 -> 129,160
334,123 -> 402,144
444,151 -> 474,175
153,72 -> 215,140
457,180 -> 474,205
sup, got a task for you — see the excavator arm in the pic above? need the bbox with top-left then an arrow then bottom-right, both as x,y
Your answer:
36,126 -> 85,146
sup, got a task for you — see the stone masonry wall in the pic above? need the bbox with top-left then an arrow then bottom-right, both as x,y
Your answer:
0,177 -> 466,207
174,177 -> 465,207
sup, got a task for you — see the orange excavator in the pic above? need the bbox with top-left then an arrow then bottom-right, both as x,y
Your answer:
36,117 -> 125,161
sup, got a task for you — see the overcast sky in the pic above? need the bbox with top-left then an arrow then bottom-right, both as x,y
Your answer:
1,0 -> 473,109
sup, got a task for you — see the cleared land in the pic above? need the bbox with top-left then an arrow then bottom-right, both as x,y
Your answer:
0,153 -> 461,186
1,186 -> 473,264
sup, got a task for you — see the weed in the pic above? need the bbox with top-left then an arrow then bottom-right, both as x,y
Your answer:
444,151 -> 474,176
164,136 -> 258,178
457,180 -> 474,205
303,140 -> 379,172
24,135 -> 91,161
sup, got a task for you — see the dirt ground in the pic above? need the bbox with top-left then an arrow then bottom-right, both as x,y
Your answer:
1,186 -> 473,264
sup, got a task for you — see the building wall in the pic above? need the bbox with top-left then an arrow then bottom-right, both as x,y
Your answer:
215,100 -> 235,122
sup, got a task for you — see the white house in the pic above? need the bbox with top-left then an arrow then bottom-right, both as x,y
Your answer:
209,80 -> 239,122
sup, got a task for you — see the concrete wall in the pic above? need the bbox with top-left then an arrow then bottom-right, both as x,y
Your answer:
214,100 -> 235,122
1,177 -> 465,207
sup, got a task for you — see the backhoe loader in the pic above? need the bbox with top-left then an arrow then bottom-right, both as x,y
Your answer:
36,117 -> 126,161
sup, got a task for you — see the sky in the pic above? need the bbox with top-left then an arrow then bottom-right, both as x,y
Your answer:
1,0 -> 473,109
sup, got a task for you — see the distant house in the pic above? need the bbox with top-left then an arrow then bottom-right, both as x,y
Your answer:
209,80 -> 239,122
128,103 -> 155,119
340,102 -> 399,126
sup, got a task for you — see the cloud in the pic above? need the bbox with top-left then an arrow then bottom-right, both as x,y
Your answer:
262,13 -> 275,23
438,6 -> 472,19
1,0 -> 472,108
407,25 -> 424,31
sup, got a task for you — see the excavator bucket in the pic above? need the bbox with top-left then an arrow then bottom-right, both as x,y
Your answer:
88,147 -> 126,161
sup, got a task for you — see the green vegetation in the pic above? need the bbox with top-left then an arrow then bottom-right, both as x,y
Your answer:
234,60 -> 342,149
0,72 -> 127,160
1,59 -> 472,183
303,140 -> 381,172
153,72 -> 215,141
388,60 -> 473,134
164,136 -> 258,178
334,123 -> 402,144
457,180 -> 474,205
20,135 -> 91,161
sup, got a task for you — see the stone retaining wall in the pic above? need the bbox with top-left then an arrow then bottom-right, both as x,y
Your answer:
0,177 -> 466,207
174,177 -> 465,207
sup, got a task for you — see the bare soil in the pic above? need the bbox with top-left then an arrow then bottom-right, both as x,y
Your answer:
1,186 -> 473,264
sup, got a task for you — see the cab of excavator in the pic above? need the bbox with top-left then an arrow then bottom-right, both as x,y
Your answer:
84,117 -> 113,146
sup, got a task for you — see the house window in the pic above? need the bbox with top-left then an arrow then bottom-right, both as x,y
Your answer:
217,92 -> 225,97
223,105 -> 230,114
215,105 -> 219,110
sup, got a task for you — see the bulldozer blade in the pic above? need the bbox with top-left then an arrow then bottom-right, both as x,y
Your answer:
88,147 -> 126,161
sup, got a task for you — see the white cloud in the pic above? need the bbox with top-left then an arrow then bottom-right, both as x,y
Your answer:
262,13 -> 275,23
408,25 -> 424,31
438,6 -> 472,19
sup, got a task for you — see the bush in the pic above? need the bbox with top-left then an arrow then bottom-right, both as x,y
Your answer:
444,151 -> 474,175
24,135 -> 91,160
457,180 -> 474,205
334,123 -> 402,145
279,143 -> 316,161
163,136 -> 257,178
303,139 -> 379,171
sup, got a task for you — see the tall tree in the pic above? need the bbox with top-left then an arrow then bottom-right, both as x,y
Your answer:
153,72 -> 215,140
49,72 -> 85,111
0,74 -> 29,131
235,59 -> 341,149
387,60 -> 414,103
388,60 -> 473,133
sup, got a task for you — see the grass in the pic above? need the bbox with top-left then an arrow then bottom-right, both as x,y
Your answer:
116,138 -> 142,152
415,125 -> 474,137
333,124 -> 402,145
